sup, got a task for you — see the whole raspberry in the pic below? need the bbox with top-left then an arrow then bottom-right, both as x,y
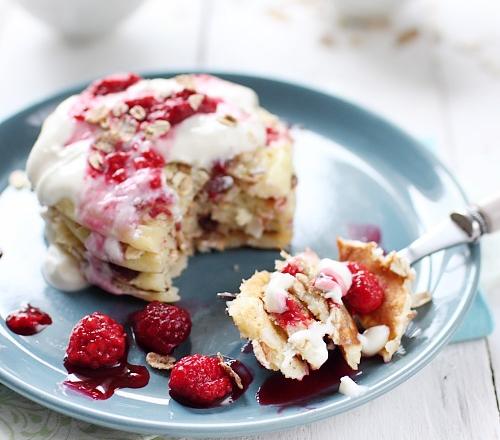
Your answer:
65,313 -> 127,369
169,354 -> 233,406
131,302 -> 191,355
345,262 -> 385,315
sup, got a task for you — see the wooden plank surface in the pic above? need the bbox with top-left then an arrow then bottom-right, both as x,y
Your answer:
211,342 -> 499,440
432,0 -> 500,404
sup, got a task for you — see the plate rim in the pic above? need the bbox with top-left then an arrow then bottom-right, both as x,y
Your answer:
0,70 -> 481,437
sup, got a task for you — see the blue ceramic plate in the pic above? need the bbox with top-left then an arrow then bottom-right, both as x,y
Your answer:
0,73 -> 479,437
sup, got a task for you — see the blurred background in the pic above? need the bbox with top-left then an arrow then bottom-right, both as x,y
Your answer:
1,0 -> 499,279
0,0 -> 499,436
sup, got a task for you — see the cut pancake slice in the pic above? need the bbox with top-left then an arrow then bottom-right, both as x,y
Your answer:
228,249 -> 362,379
337,238 -> 416,362
226,271 -> 309,380
276,251 -> 361,370
228,239 -> 417,379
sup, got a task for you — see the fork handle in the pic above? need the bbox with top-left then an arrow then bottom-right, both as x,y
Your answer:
398,193 -> 499,265
476,193 -> 500,233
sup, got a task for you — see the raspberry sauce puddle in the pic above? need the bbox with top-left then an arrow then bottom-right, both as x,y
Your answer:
347,223 -> 382,244
63,359 -> 150,400
169,358 -> 253,409
241,341 -> 253,354
6,304 -> 52,335
256,350 -> 358,407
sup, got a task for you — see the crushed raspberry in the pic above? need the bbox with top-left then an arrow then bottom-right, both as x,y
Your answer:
272,298 -> 311,329
211,160 -> 228,175
167,101 -> 196,125
205,161 -> 233,201
147,194 -> 173,217
169,354 -> 233,406
88,73 -> 141,96
146,90 -> 219,126
281,263 -> 301,276
131,301 -> 191,355
71,73 -> 141,120
125,95 -> 157,110
6,304 -> 52,336
344,262 -> 385,315
205,175 -> 234,200
65,313 -> 127,369
103,151 -> 129,183
137,149 -> 165,169
266,126 -> 280,145
74,74 -> 225,223
90,147 -> 166,189
148,173 -> 162,189
110,168 -> 127,183
347,262 -> 363,273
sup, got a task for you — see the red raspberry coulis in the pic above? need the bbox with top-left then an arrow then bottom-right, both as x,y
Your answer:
346,223 -> 382,245
5,304 -> 52,336
64,360 -> 150,401
256,349 -> 357,407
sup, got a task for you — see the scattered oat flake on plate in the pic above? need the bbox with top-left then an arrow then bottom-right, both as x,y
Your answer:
218,353 -> 243,389
146,352 -> 176,370
9,170 -> 31,189
411,291 -> 432,308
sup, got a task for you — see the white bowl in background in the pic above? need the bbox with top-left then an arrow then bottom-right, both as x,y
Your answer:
332,0 -> 406,23
15,0 -> 144,40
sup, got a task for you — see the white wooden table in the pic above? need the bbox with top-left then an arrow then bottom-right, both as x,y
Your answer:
0,0 -> 499,438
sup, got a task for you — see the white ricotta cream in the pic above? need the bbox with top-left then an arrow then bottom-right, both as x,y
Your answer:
358,325 -> 390,357
85,232 -> 124,264
288,321 -> 333,369
339,376 -> 367,397
26,75 -> 268,211
42,244 -> 89,291
165,111 -> 266,169
314,259 -> 352,303
263,272 -> 295,313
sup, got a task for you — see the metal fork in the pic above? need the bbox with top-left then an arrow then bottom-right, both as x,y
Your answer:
398,193 -> 500,265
